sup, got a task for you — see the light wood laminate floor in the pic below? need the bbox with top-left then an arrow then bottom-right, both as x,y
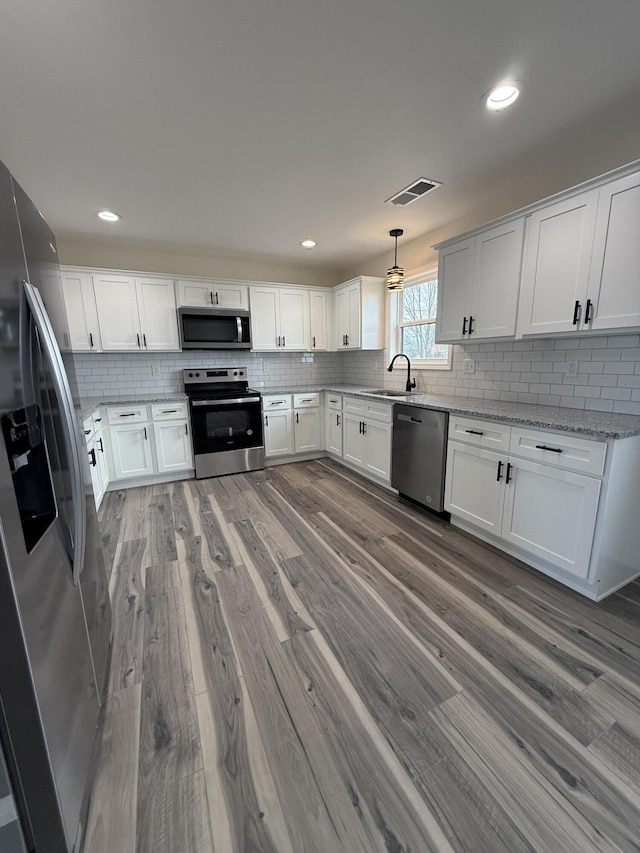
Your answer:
85,459 -> 640,852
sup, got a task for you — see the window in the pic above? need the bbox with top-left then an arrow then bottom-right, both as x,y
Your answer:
391,270 -> 451,368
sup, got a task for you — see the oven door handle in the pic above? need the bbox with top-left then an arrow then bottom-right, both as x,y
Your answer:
192,396 -> 261,406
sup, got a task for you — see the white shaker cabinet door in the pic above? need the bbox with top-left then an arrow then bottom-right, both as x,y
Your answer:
110,423 -> 154,479
363,419 -> 392,482
62,271 -> 101,351
279,289 -> 310,350
517,190 -> 599,336
436,238 -> 473,342
326,410 -> 343,456
250,287 -> 280,350
264,410 -> 293,457
586,171 -> 640,331
444,442 -> 506,535
294,408 -> 320,453
309,289 -> 329,350
93,274 -> 141,350
136,277 -> 180,351
346,282 -> 361,348
342,413 -> 365,467
470,218 -> 524,340
501,458 -> 600,578
153,421 -> 193,472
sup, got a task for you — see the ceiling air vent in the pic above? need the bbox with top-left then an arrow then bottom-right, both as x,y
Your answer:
385,178 -> 442,206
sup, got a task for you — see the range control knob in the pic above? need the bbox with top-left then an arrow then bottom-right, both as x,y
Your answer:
240,371 -> 244,375
233,370 -> 238,376
196,372 -> 201,377
188,372 -> 194,377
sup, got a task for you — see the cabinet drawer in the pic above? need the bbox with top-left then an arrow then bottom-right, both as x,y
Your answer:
343,396 -> 365,416
107,405 -> 149,425
325,393 -> 343,412
363,400 -> 393,423
293,393 -> 319,409
448,415 -> 511,451
509,427 -> 607,476
262,394 -> 292,411
151,401 -> 189,421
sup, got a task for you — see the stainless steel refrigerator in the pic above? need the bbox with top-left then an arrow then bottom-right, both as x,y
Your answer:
0,160 -> 112,852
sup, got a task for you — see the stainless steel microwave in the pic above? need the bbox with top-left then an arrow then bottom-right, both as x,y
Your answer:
178,307 -> 252,350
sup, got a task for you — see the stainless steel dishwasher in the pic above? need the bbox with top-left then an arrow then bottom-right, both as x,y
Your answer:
391,404 -> 449,512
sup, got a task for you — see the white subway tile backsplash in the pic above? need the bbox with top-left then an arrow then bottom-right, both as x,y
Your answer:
74,333 -> 640,419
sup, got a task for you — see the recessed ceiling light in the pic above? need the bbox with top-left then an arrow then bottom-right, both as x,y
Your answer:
486,82 -> 520,111
300,238 -> 316,249
97,209 -> 121,222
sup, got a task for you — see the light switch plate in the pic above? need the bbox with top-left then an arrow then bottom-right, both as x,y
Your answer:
463,358 -> 475,374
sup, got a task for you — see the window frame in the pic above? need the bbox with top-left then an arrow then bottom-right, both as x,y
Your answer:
389,266 -> 452,370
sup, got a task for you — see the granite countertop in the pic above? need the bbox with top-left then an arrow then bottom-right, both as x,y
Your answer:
80,392 -> 187,419
261,384 -> 640,439
78,385 -> 640,439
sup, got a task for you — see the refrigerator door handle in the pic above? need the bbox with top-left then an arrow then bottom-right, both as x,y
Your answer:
23,281 -> 86,586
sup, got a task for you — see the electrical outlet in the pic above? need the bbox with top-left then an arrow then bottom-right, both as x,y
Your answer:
151,364 -> 160,376
463,358 -> 475,374
567,360 -> 578,378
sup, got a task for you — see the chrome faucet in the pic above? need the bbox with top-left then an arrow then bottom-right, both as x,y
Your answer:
387,353 -> 416,393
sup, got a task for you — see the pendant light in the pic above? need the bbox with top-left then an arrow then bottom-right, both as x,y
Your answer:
386,228 -> 404,291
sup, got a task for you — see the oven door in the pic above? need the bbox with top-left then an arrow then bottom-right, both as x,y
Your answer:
190,397 -> 263,455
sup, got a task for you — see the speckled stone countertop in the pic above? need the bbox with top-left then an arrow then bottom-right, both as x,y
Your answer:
261,384 -> 640,439
79,393 -> 187,420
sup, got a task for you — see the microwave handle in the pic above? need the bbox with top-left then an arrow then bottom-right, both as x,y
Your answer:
236,316 -> 243,344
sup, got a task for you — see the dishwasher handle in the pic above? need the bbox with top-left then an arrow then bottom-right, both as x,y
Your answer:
397,413 -> 422,424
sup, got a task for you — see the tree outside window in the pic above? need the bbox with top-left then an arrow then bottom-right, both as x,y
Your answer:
395,274 -> 450,368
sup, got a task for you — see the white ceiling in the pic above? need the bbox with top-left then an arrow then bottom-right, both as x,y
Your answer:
2,0 -> 640,271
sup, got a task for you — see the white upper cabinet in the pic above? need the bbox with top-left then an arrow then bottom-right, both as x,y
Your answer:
61,271 -> 101,351
436,220 -> 524,343
471,219 -> 524,339
517,189 -> 599,336
176,279 -> 248,310
585,171 -> 640,331
136,277 -> 180,351
334,276 -> 384,350
309,289 -> 330,350
93,274 -> 142,351
93,274 -> 179,352
436,238 -> 474,342
250,286 -> 310,351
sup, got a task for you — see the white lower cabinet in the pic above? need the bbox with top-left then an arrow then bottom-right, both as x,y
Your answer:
501,459 -> 600,576
153,420 -> 192,473
444,442 -> 506,535
110,422 -> 155,480
103,401 -> 193,485
263,393 -> 321,457
341,396 -> 392,482
325,394 -> 343,456
264,410 -> 293,457
442,414 -> 640,599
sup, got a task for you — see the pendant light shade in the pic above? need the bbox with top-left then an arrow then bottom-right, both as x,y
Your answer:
386,228 -> 405,291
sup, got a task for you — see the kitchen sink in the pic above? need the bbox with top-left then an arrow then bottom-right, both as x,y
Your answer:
365,389 -> 415,397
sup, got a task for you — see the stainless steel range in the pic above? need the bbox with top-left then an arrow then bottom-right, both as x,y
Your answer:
184,367 -> 264,478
